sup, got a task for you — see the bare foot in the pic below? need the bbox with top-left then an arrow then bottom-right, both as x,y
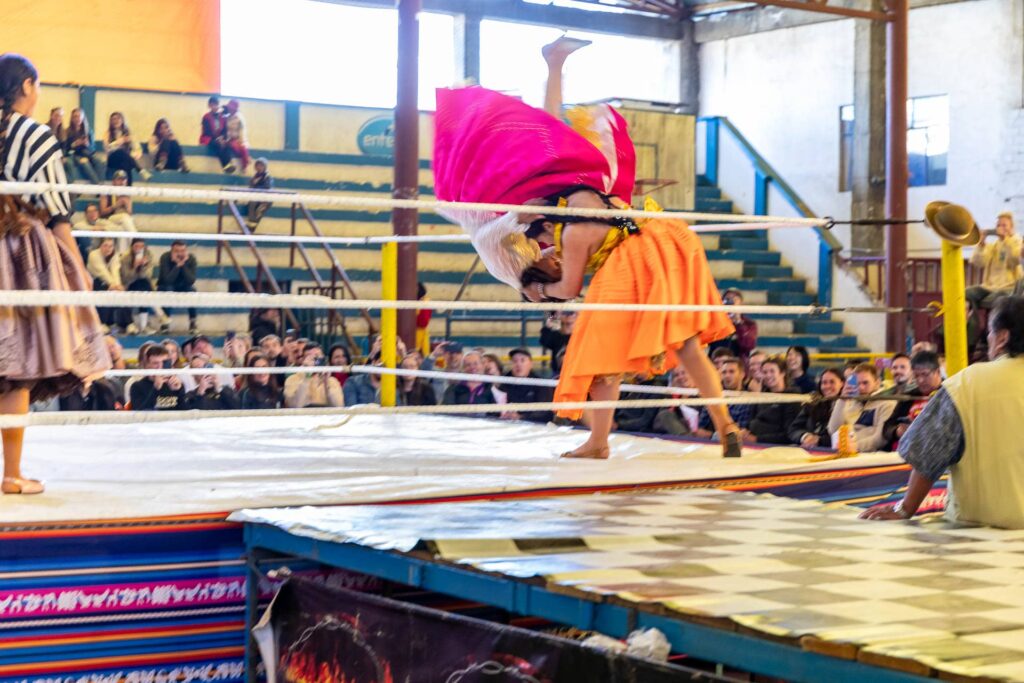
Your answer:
561,443 -> 611,460
542,36 -> 593,65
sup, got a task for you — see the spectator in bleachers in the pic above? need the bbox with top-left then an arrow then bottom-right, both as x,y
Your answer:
183,335 -> 235,387
157,240 -> 198,334
183,356 -> 240,410
250,309 -> 281,346
65,108 -> 102,184
240,354 -> 283,409
499,348 -> 552,423
246,157 -> 273,229
224,99 -> 250,173
106,335 -> 127,372
120,238 -> 159,334
710,347 -> 735,370
130,345 -> 185,411
744,349 -> 767,392
149,118 -> 190,173
46,107 -> 73,179
105,112 -> 150,183
653,365 -> 700,436
746,358 -> 799,444
161,339 -> 183,368
59,377 -> 123,412
98,170 -> 139,251
428,341 -> 465,398
788,366 -> 843,449
695,358 -> 751,438
785,345 -> 816,394
540,311 -> 575,376
259,334 -> 287,368
328,344 -> 352,387
828,362 -> 897,452
73,204 -> 111,254
614,376 -> 665,434
966,212 -> 1022,312
123,341 -> 153,401
443,351 -> 496,414
481,353 -> 508,404
399,354 -> 437,406
882,351 -> 943,450
881,353 -> 915,396
709,288 -> 757,364
223,332 -> 251,369
285,344 -> 343,408
200,96 -> 233,172
87,238 -> 130,332
342,366 -> 384,405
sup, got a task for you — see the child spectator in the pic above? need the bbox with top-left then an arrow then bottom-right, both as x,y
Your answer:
785,345 -> 816,394
183,357 -> 240,410
149,118 -> 189,172
157,240 -> 198,334
246,157 -> 273,228
788,367 -> 843,448
130,345 -> 185,410
98,170 -> 138,250
120,238 -> 160,334
65,108 -> 102,183
240,354 -> 283,409
105,111 -> 150,183
224,99 -> 249,172
200,95 -> 233,171
285,344 -> 344,408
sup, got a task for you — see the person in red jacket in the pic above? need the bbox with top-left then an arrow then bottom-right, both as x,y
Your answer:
709,288 -> 758,364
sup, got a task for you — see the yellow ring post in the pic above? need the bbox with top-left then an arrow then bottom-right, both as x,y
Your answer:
380,242 -> 398,407
941,240 -> 968,376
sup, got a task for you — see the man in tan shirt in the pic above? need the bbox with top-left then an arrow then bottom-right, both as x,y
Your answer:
966,211 -> 1023,310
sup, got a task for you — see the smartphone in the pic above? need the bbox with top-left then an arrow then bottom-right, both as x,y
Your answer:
845,374 -> 858,393
225,330 -> 236,342
162,359 -> 172,370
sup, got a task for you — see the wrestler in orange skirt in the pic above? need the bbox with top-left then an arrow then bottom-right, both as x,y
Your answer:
554,215 -> 735,420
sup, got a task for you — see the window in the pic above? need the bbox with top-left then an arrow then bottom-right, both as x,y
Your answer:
479,21 -> 681,108
220,0 -> 455,109
838,95 -> 948,191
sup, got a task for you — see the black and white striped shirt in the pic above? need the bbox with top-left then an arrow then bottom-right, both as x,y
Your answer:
2,112 -> 73,225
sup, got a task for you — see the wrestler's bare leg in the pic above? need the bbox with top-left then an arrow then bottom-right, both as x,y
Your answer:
676,336 -> 743,457
542,36 -> 591,118
563,376 -> 618,459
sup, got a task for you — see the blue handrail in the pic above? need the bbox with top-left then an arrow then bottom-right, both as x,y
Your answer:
699,116 -> 839,308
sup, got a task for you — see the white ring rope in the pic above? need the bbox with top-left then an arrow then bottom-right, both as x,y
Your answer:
1,180 -> 828,227
0,289 -> 821,316
2,394 -> 807,428
102,363 -> 812,402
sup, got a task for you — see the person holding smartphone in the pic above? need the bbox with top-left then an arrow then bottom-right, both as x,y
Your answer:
129,346 -> 185,411
284,344 -> 343,408
183,356 -> 240,410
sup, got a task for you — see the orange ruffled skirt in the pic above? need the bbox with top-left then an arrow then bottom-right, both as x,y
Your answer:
554,217 -> 734,419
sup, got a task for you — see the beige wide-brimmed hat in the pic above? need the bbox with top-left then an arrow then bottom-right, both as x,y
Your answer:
924,201 -> 982,246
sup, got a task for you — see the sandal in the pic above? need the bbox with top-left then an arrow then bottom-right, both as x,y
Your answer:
720,423 -> 743,459
2,477 -> 45,495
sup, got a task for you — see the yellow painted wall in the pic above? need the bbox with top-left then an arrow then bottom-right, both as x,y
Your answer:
37,86 -> 80,123
620,108 -> 696,210
4,0 -> 220,93
299,105 -> 434,157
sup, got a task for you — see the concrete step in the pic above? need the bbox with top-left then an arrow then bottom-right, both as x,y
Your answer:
695,198 -> 733,213
744,264 -> 793,278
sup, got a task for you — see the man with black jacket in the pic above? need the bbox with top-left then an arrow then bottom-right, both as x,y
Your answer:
130,346 -> 186,411
500,348 -> 553,423
157,240 -> 198,334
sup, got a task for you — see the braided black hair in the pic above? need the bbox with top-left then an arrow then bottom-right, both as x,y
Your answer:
0,54 -> 39,170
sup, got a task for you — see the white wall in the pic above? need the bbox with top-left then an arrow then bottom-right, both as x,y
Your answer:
699,0 -> 1024,257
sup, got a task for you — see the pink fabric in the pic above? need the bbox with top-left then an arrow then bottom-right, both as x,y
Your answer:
433,87 -> 636,207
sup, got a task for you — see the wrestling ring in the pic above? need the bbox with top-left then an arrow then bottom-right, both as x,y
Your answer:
3,180 -> 1016,683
